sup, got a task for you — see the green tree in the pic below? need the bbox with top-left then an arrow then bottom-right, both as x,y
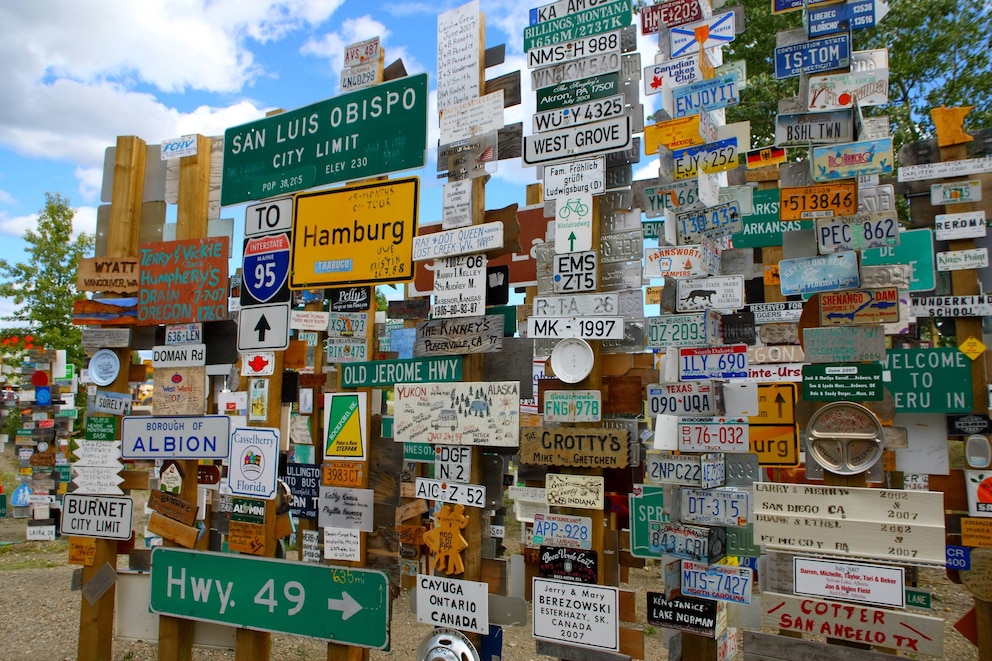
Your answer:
722,0 -> 992,151
0,193 -> 94,368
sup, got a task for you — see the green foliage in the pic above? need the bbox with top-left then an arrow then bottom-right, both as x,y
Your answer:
375,287 -> 388,312
0,193 -> 93,369
723,0 -> 992,153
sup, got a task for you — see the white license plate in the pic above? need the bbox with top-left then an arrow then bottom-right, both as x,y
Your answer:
414,478 -> 486,508
165,323 -> 202,345
679,488 -> 750,527
678,345 -> 749,380
327,312 -> 368,337
681,560 -> 752,604
645,452 -> 724,488
646,313 -> 721,349
532,513 -> 593,549
815,213 -> 899,253
544,390 -> 602,422
675,276 -> 745,312
648,382 -> 722,416
324,340 -> 367,362
678,417 -> 750,453
533,292 -> 620,316
527,316 -> 624,339
532,95 -> 626,134
675,201 -> 743,243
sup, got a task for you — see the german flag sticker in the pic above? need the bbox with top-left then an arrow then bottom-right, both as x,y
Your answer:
746,146 -> 786,170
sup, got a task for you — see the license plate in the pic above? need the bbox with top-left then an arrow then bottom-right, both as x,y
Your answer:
531,51 -> 623,88
533,95 -> 626,133
774,33 -> 851,79
643,180 -> 701,217
815,212 -> 900,253
674,138 -> 739,180
647,382 -> 723,417
681,560 -> 753,604
646,311 -> 722,349
678,417 -> 750,453
775,109 -> 854,147
600,230 -> 644,263
553,251 -> 598,293
672,75 -> 740,118
858,184 -> 896,213
528,31 -> 622,69
675,200 -> 743,243
327,312 -> 368,337
679,345 -> 749,380
324,339 -> 367,362
414,477 -> 486,508
675,276 -> 746,313
679,488 -> 750,528
645,452 -> 725,488
779,182 -> 856,220
526,316 -> 624,339
165,323 -> 202,345
533,292 -> 620,316
532,513 -> 593,549
544,390 -> 602,422
640,0 -> 706,34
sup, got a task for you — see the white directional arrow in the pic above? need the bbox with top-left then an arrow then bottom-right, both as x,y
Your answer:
73,440 -> 123,468
327,591 -> 363,621
71,466 -> 124,495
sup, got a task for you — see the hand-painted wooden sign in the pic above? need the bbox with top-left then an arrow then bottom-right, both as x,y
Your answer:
519,427 -> 628,468
77,257 -> 140,294
394,381 -> 519,447
647,592 -> 726,638
819,287 -> 900,325
137,238 -> 228,326
413,315 -> 504,356
423,503 -> 469,576
546,473 -> 604,509
762,592 -> 943,655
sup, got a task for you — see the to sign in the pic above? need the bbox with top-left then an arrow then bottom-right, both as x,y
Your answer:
151,548 -> 389,647
532,578 -> 619,651
61,494 -> 133,540
245,198 -> 293,237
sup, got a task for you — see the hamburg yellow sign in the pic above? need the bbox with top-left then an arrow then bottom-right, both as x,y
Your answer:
291,177 -> 419,288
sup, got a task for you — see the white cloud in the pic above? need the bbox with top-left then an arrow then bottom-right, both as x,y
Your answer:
72,206 -> 98,239
300,15 -> 425,91
74,167 -> 103,204
0,212 -> 37,238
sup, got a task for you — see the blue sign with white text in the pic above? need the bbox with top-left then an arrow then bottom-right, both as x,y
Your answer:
807,0 -> 881,36
774,33 -> 851,79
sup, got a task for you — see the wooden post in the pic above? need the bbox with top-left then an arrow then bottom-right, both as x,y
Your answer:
931,107 -> 992,661
77,135 -> 147,661
157,134 -> 212,661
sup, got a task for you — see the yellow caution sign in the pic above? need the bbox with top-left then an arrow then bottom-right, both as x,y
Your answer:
748,383 -> 797,425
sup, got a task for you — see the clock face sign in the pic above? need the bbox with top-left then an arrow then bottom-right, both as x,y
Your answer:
241,233 -> 291,306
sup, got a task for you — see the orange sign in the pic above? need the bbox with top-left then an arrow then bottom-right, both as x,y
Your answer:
322,460 -> 365,487
749,425 -> 800,467
779,183 -> 856,221
749,383 -> 797,425
963,518 -> 992,547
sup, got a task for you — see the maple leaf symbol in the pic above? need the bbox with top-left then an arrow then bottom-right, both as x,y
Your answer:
650,76 -> 664,90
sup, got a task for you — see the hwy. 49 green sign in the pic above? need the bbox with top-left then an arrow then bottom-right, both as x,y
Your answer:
150,548 -> 389,648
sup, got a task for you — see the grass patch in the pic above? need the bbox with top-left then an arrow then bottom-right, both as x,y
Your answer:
0,539 -> 68,570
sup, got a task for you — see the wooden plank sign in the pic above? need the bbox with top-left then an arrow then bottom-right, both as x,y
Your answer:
647,592 -> 727,638
744,630 -> 922,661
546,473 -> 605,509
414,315 -> 504,356
762,592 -> 943,655
519,427 -> 629,468
393,381 -> 519,447
77,256 -> 140,294
752,482 -> 945,565
147,489 -> 197,526
137,237 -> 228,326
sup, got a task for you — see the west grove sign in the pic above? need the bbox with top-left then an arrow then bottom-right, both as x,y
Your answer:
221,74 -> 428,205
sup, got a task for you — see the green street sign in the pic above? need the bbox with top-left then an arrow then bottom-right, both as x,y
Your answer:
882,348 -> 973,413
381,416 -> 393,439
340,356 -> 462,389
85,416 -> 117,441
221,74 -> 429,206
523,0 -> 632,51
537,73 -> 620,112
630,485 -> 669,558
726,524 -> 762,558
802,363 -> 883,401
150,548 -> 389,648
906,588 -> 931,609
731,189 -> 813,248
0,494 -> 7,518
861,228 -> 935,292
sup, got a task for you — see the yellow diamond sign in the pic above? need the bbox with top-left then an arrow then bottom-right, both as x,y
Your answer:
960,336 -> 986,361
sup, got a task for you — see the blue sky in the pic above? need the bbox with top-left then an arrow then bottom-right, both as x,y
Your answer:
0,0 -> 661,314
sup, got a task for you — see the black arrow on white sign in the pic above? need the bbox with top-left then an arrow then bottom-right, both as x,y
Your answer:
254,315 -> 271,341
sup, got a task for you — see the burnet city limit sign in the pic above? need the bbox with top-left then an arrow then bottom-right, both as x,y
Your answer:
221,74 -> 429,206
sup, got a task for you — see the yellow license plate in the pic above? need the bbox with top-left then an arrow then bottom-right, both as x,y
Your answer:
779,182 -> 856,220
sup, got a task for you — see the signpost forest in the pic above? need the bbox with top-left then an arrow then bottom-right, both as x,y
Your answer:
34,1 -> 992,661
